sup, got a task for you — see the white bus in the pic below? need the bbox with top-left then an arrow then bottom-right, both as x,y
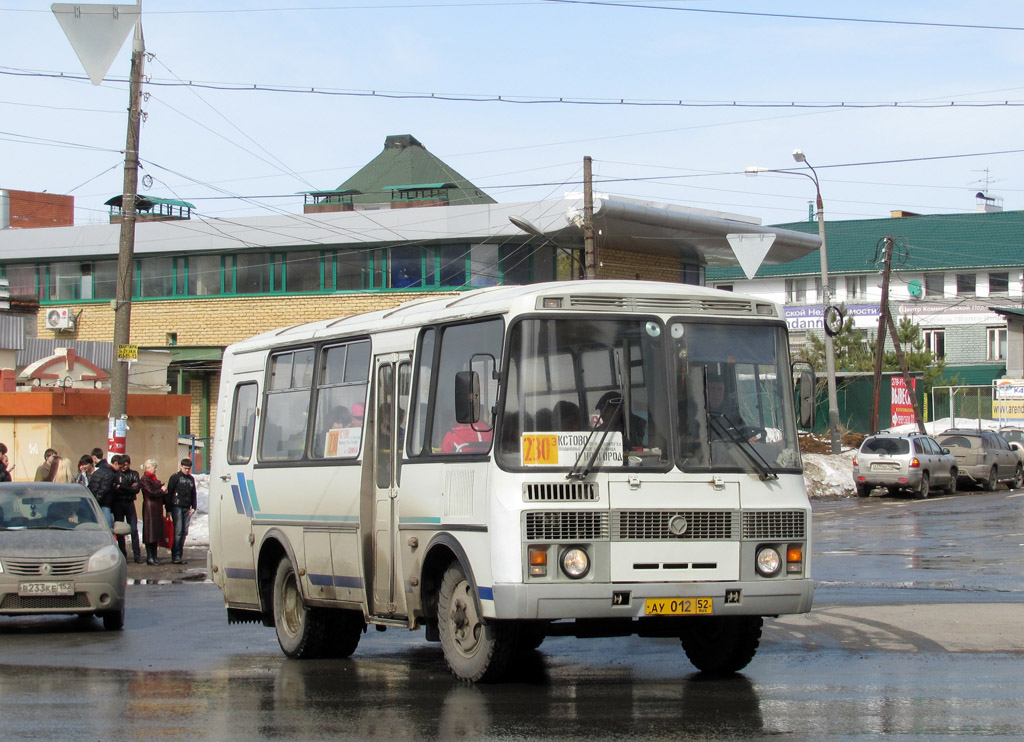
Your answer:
209,280 -> 814,681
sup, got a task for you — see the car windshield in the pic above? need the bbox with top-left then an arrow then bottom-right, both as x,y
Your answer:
862,438 -> 910,455
1001,430 -> 1024,444
0,491 -> 102,530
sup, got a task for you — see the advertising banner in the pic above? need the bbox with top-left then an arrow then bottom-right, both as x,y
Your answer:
994,379 -> 1024,425
890,377 -> 917,426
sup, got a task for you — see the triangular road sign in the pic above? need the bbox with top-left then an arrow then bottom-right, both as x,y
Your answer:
52,3 -> 140,86
726,233 -> 776,280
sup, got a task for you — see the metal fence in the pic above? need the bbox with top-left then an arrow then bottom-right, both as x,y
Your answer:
177,435 -> 212,474
930,385 -> 996,428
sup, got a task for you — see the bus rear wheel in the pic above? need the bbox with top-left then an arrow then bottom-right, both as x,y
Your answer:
273,556 -> 329,658
437,562 -> 514,682
679,616 -> 763,675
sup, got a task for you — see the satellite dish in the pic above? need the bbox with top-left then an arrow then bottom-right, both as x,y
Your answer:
908,279 -> 923,298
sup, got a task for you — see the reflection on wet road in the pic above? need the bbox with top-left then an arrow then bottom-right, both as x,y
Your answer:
1,489 -> 1023,740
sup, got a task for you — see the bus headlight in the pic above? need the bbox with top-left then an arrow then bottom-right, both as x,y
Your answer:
755,546 -> 782,577
560,547 -> 590,579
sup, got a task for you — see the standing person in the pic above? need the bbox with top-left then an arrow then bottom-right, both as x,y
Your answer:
45,455 -> 75,483
34,448 -> 58,481
87,448 -> 116,528
0,442 -> 12,483
165,459 -> 197,565
113,455 -> 143,563
77,454 -> 94,487
140,459 -> 167,566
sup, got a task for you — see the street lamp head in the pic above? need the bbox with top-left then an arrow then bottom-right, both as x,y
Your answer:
508,215 -> 545,238
792,149 -> 806,163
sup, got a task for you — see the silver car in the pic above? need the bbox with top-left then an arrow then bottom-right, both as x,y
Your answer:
0,483 -> 129,630
936,429 -> 1024,491
853,433 -> 958,499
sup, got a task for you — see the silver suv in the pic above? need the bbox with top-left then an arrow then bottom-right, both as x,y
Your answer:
935,429 -> 1023,491
853,433 -> 958,499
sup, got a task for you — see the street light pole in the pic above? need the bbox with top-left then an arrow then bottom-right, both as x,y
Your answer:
791,149 -> 841,455
745,153 -> 842,454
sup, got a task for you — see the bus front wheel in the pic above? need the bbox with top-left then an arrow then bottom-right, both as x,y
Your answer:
437,562 -> 514,682
273,556 -> 329,658
680,616 -> 763,675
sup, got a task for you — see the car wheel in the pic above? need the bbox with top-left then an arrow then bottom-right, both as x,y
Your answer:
984,466 -> 998,491
437,561 -> 515,682
679,616 -> 763,675
856,483 -> 872,498
914,472 -> 930,500
943,468 -> 957,495
99,604 -> 125,631
1010,465 -> 1023,491
273,555 -> 330,659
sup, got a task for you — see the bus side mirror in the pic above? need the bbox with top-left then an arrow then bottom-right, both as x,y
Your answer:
797,368 -> 816,429
455,371 -> 480,424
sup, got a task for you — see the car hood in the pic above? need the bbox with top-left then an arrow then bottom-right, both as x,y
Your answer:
0,529 -> 116,558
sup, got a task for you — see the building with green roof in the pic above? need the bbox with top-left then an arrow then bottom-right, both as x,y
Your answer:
706,207 -> 1024,384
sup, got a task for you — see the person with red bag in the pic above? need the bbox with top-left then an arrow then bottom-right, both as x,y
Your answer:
140,458 -> 169,566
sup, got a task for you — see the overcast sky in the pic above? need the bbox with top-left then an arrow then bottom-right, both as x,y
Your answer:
3,1 -> 1024,230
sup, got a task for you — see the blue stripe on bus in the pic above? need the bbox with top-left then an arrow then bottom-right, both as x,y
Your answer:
399,516 -> 442,525
230,483 -> 245,515
308,573 -> 364,589
252,514 -> 359,523
225,567 -> 257,580
478,586 -> 494,601
236,473 -> 254,518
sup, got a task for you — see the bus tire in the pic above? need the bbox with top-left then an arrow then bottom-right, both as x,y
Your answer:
325,609 -> 365,659
437,562 -> 514,682
273,556 -> 328,659
679,616 -> 762,675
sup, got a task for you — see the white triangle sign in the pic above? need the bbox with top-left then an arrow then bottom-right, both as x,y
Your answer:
726,233 -> 776,280
52,4 -> 140,86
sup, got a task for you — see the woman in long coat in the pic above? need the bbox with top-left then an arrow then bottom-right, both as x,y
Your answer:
140,458 -> 167,565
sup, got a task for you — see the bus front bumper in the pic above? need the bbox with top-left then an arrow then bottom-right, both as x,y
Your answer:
488,578 -> 813,620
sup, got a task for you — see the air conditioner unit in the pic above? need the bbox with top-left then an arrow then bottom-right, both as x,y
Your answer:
45,307 -> 74,330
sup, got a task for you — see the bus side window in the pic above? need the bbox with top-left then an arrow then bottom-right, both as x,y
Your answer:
260,349 -> 313,461
227,382 -> 258,465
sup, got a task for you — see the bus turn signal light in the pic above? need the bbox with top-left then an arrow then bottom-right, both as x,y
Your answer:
529,547 -> 548,577
787,545 -> 803,574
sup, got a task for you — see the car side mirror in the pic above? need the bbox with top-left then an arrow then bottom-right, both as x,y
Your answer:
941,447 -> 950,455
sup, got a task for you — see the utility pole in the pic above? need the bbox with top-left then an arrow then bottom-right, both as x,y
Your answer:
107,18 -> 146,456
583,156 -> 597,280
869,236 -> 893,433
870,235 -> 926,435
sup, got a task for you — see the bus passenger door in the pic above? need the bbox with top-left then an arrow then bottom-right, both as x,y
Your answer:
371,354 -> 411,617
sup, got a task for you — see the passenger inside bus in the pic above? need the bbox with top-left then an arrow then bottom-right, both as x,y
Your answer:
552,400 -> 582,431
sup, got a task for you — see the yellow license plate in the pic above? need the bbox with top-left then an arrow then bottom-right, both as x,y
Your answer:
644,597 -> 713,616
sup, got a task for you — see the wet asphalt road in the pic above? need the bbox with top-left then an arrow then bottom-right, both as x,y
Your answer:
2,488 -> 1024,740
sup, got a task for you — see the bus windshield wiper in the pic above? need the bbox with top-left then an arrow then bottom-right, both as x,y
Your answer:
567,400 -> 623,481
708,413 -> 777,481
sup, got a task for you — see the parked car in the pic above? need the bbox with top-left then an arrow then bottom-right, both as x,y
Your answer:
852,433 -> 958,499
999,427 -> 1024,446
0,482 -> 129,630
935,429 -> 1024,491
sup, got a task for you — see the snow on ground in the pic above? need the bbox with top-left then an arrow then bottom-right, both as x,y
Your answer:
186,451 -> 864,548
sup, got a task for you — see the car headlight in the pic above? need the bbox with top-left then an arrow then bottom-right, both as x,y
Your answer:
560,547 -> 590,579
87,544 -> 124,572
755,546 -> 782,577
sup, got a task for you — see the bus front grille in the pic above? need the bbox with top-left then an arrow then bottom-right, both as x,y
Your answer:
742,510 -> 806,540
525,511 -> 609,541
524,482 -> 598,502
612,510 -> 737,540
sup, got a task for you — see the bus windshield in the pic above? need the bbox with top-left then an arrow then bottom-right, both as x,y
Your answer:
498,317 -> 670,471
672,321 -> 801,475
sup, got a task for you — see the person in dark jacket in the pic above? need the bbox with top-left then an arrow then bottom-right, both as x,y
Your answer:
87,448 -> 116,528
0,442 -> 12,483
113,454 -> 143,563
165,458 -> 197,564
140,458 -> 168,566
